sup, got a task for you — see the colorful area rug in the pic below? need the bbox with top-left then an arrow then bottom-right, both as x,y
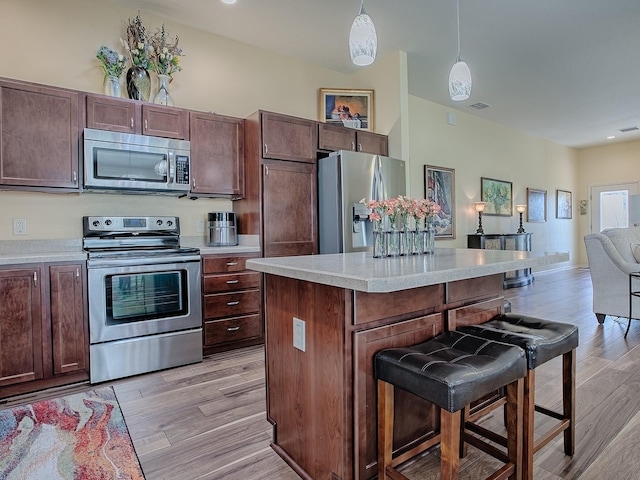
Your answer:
0,386 -> 145,479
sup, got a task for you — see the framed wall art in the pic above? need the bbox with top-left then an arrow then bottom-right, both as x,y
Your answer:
526,188 -> 547,222
318,88 -> 374,131
481,177 -> 513,216
557,189 -> 572,219
424,165 -> 456,239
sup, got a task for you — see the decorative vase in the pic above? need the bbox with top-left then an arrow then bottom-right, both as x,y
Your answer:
103,75 -> 121,97
372,221 -> 386,258
386,225 -> 401,257
423,226 -> 435,254
154,74 -> 174,106
126,66 -> 151,101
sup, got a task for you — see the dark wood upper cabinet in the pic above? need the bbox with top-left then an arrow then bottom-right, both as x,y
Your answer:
189,111 -> 244,198
261,111 -> 317,163
318,122 -> 388,155
0,80 -> 80,190
356,129 -> 389,156
86,94 -> 189,140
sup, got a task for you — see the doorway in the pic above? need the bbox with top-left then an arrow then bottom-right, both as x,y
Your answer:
590,182 -> 640,233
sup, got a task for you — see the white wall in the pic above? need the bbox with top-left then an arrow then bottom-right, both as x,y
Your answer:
408,95 -> 578,268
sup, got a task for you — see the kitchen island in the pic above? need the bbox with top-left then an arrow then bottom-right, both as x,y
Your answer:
247,248 -> 569,480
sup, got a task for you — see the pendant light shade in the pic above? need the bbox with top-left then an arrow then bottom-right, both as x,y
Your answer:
449,0 -> 471,101
349,1 -> 377,66
449,58 -> 472,101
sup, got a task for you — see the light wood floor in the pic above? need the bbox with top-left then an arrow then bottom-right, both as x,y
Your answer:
5,267 -> 640,479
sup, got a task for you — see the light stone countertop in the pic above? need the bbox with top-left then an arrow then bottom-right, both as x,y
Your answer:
246,248 -> 570,293
0,235 -> 261,266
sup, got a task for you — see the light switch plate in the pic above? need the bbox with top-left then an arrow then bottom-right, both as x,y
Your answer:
293,317 -> 306,352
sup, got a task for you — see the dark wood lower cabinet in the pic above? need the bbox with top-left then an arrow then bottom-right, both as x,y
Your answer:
263,273 -> 504,480
0,262 -> 88,399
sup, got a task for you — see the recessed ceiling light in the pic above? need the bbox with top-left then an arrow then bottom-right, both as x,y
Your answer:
220,0 -> 237,4
607,135 -> 616,140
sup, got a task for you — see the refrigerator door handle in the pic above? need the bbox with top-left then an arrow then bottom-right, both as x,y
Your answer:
373,156 -> 386,200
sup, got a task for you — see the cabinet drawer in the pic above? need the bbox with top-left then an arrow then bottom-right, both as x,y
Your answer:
204,313 -> 262,346
204,289 -> 261,319
203,255 -> 258,274
203,272 -> 260,293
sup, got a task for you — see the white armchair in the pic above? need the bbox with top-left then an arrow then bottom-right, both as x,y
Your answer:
584,227 -> 640,323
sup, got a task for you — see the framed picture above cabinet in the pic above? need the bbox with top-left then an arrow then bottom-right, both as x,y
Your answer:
318,88 -> 374,131
526,188 -> 547,223
481,177 -> 513,216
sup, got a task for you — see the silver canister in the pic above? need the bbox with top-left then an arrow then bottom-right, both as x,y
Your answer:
207,212 -> 238,246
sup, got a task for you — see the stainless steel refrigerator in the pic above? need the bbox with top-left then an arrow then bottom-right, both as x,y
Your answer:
318,150 -> 406,254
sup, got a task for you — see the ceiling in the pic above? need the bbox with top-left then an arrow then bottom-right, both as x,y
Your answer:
110,0 -> 640,149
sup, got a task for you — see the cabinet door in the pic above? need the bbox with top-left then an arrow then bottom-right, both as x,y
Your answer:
353,313 -> 443,480
189,111 -> 244,197
142,104 -> 190,140
0,266 -> 44,386
86,94 -> 139,134
318,122 -> 356,152
356,130 -> 388,155
262,160 -> 317,257
0,81 -> 80,189
50,264 -> 87,375
261,112 -> 317,163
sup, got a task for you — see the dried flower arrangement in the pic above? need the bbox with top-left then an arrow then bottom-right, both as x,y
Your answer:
148,24 -> 183,77
96,46 -> 127,77
122,12 -> 152,69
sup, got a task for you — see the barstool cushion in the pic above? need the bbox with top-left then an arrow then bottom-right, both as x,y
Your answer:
459,314 -> 579,369
375,330 -> 526,413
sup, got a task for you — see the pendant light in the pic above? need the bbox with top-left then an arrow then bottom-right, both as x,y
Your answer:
349,0 -> 377,66
449,0 -> 472,101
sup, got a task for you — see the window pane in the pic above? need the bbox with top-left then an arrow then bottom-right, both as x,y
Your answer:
599,190 -> 628,231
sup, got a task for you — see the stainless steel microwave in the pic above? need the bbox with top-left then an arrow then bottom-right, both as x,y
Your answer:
83,128 -> 191,194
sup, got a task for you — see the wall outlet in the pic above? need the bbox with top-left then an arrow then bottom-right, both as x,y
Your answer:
196,219 -> 205,233
293,317 -> 306,352
12,218 -> 27,235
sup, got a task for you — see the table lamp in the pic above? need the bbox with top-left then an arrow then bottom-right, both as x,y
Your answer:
516,204 -> 526,233
474,202 -> 486,234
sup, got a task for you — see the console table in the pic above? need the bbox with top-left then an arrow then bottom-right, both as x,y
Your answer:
467,233 -> 534,288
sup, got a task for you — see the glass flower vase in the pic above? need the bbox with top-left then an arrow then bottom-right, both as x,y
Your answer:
386,225 -> 400,257
126,66 -> 151,101
372,230 -> 387,258
154,74 -> 174,106
103,75 -> 121,97
423,226 -> 435,254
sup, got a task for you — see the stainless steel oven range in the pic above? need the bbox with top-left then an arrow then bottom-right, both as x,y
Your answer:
83,215 -> 202,383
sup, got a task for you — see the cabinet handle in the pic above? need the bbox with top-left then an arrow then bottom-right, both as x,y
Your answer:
73,171 -> 77,182
144,119 -> 148,131
358,143 -> 363,151
226,280 -> 239,284
33,271 -> 37,286
130,117 -> 134,129
226,262 -> 238,266
227,326 -> 240,332
227,301 -> 240,306
264,143 -> 268,155
351,141 -> 355,151
76,268 -> 80,278
265,165 -> 269,176
192,178 -> 196,189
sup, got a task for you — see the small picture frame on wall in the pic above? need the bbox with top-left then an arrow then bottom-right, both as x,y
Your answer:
557,189 -> 572,219
424,165 -> 456,239
481,177 -> 513,216
318,88 -> 374,131
526,188 -> 547,223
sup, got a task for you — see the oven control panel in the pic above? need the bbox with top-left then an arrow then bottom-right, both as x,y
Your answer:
83,216 -> 180,233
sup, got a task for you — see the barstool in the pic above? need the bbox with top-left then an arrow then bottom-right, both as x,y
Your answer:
375,330 -> 527,480
459,313 -> 579,480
